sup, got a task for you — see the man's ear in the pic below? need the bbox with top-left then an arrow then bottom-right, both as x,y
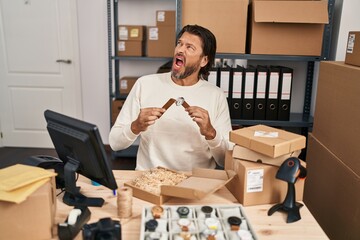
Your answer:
200,56 -> 208,68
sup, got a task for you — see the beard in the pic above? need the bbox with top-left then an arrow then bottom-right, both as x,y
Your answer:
171,60 -> 202,80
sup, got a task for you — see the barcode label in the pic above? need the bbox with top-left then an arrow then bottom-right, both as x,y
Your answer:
246,169 -> 264,193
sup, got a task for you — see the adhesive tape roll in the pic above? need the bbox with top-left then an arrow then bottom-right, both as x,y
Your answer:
117,186 -> 133,218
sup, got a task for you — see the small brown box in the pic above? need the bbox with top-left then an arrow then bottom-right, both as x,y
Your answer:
119,76 -> 138,95
156,10 -> 176,26
146,26 -> 175,57
111,99 -> 125,125
118,25 -> 145,41
118,40 -> 144,57
0,176 -> 56,240
345,31 -> 360,67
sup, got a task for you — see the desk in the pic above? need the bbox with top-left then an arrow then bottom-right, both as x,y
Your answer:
56,170 -> 328,239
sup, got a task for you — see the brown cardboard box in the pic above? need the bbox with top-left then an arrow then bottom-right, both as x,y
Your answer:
233,144 -> 301,167
182,0 -> 248,54
225,150 -> 305,206
118,40 -> 144,57
125,168 -> 235,205
119,76 -> 138,95
0,176 -> 56,240
118,25 -> 145,41
229,125 -> 306,158
247,0 -> 328,55
146,26 -> 175,57
111,99 -> 125,125
312,61 -> 360,175
345,31 -> 360,67
304,134 -> 360,240
156,10 -> 176,26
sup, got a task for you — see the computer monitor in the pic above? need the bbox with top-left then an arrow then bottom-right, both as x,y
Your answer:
44,109 -> 118,207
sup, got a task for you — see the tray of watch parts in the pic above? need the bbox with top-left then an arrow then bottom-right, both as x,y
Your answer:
139,204 -> 258,240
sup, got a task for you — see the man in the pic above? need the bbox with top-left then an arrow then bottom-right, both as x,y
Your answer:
109,25 -> 232,171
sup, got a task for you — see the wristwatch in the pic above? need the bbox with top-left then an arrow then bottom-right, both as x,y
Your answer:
237,229 -> 253,240
151,205 -> 164,219
176,97 -> 190,108
178,218 -> 191,232
180,232 -> 191,240
203,228 -> 217,240
201,206 -> 213,218
177,206 -> 190,218
228,216 -> 242,231
146,232 -> 162,240
145,219 -> 158,232
204,217 -> 219,231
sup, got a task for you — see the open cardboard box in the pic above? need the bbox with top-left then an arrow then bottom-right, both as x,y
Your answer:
230,125 -> 306,158
125,168 -> 235,205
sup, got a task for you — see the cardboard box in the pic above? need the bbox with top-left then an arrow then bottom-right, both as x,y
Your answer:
182,0 -> 248,54
111,99 -> 125,125
0,176 -> 56,240
146,26 -> 175,57
125,168 -> 235,205
229,125 -> 306,158
312,61 -> 360,175
304,134 -> 360,240
233,144 -> 301,167
118,25 -> 145,41
118,40 -> 144,57
247,0 -> 329,55
119,76 -> 137,95
156,10 -> 176,26
225,150 -> 305,206
345,31 -> 360,67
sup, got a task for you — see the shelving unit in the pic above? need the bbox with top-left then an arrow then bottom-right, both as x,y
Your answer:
107,0 -> 335,158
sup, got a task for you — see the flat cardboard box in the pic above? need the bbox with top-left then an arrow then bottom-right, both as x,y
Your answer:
156,10 -> 176,26
119,76 -> 137,95
225,150 -> 304,206
182,0 -> 248,54
146,26 -> 175,57
304,134 -> 360,240
229,125 -> 306,158
125,168 -> 235,205
233,144 -> 301,167
0,176 -> 56,240
161,168 -> 236,200
247,0 -> 328,55
312,61 -> 360,175
118,25 -> 145,41
345,31 -> 360,67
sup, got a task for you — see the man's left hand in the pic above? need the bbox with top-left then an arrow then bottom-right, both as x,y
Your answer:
185,106 -> 216,140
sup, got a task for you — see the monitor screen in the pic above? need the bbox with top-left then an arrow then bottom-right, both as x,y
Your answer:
44,109 -> 118,207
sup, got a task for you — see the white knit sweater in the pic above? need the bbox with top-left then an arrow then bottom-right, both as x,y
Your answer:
109,72 -> 232,171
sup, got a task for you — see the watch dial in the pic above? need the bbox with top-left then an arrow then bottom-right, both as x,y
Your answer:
228,216 -> 242,226
146,219 -> 158,230
201,206 -> 213,214
177,206 -> 190,216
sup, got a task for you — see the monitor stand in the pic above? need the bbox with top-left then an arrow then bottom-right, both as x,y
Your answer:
63,158 -> 104,207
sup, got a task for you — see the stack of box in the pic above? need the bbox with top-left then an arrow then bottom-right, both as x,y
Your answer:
225,124 -> 306,206
304,55 -> 360,238
146,10 -> 176,57
118,25 -> 145,56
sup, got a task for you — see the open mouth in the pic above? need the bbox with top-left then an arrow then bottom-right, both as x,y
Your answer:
175,55 -> 185,67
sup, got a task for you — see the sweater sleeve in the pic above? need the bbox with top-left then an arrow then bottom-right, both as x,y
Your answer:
206,92 -> 233,167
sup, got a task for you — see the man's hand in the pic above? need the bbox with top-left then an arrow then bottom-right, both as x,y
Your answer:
185,106 -> 216,140
131,107 -> 165,135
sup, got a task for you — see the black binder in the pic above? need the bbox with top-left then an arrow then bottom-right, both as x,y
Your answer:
278,66 -> 294,121
207,66 -> 220,87
220,66 -> 232,106
241,66 -> 256,120
265,66 -> 280,120
229,65 -> 244,119
254,65 -> 268,120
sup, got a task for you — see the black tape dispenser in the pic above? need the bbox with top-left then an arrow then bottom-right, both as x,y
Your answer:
267,157 -> 307,223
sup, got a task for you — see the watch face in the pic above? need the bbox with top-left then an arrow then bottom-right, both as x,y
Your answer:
228,216 -> 242,226
177,206 -> 190,217
145,219 -> 158,231
178,218 -> 191,227
205,217 -> 219,230
176,97 -> 185,106
152,205 -> 163,214
201,206 -> 213,214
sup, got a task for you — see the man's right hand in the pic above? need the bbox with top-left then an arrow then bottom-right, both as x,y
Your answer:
131,107 -> 165,134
